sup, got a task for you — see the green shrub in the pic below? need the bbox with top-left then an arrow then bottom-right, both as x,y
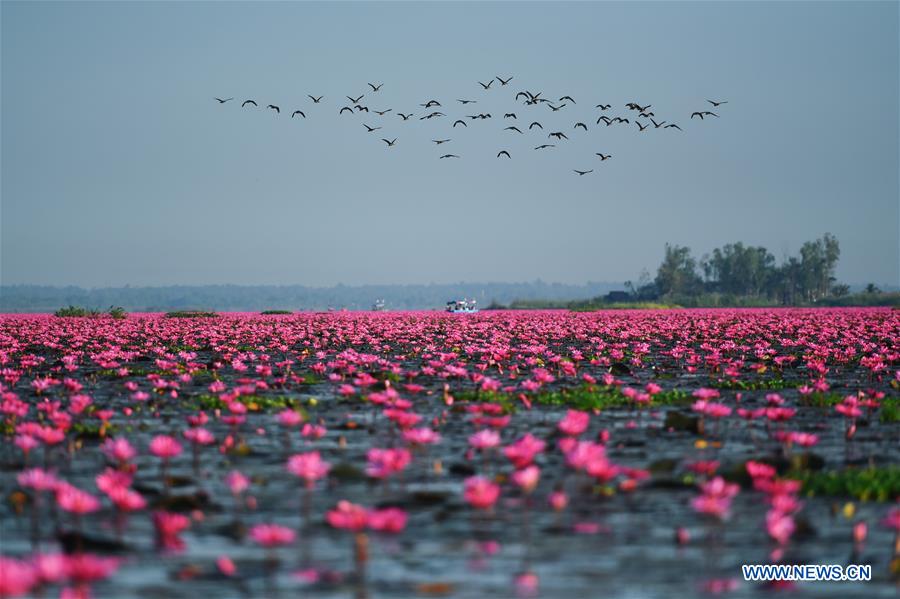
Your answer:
165,310 -> 218,318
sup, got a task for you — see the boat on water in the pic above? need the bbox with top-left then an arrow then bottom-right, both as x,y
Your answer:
446,298 -> 479,313
372,299 -> 386,311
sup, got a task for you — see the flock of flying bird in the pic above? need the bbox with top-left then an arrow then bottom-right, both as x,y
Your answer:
215,77 -> 727,176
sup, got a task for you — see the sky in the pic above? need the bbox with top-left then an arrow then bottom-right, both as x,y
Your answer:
2,1 -> 898,288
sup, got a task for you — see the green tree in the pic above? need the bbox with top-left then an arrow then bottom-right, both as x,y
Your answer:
655,244 -> 702,297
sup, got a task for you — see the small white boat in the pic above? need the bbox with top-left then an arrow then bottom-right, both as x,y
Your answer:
446,298 -> 479,313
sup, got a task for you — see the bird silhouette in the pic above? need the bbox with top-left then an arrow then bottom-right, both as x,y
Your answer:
398,113 -> 413,120
347,95 -> 364,104
549,131 -> 568,140
504,126 -> 523,134
368,83 -> 383,92
639,112 -> 655,118
559,95 -> 576,104
650,118 -> 665,128
691,111 -> 718,119
496,76 -> 513,86
242,100 -> 257,107
548,103 -> 566,111
215,97 -> 233,103
382,138 -> 397,146
339,106 -> 353,114
373,109 -> 392,116
597,116 -> 612,125
707,99 -> 728,107
497,150 -> 511,158
308,95 -> 323,103
363,124 -> 381,132
534,144 -> 555,150
515,92 -> 530,101
573,169 -> 593,176
420,111 -> 444,120
574,122 -> 587,131
421,100 -> 441,108
267,104 -> 280,113
636,122 -> 648,131
665,123 -> 682,131
457,99 -> 476,104
433,139 -> 451,145
596,104 -> 611,110
596,153 -> 612,161
612,117 -> 630,124
291,110 -> 306,118
529,121 -> 543,130
439,154 -> 459,159
452,120 -> 467,127
478,80 -> 493,90
503,113 -> 517,119
354,105 -> 369,112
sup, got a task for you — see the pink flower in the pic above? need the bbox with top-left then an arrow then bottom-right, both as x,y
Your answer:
366,448 -> 411,479
402,427 -> 441,445
0,556 -> 36,597
277,409 -> 304,427
62,553 -> 119,583
153,511 -> 190,551
557,410 -> 589,437
250,524 -> 295,547
766,510 -> 795,545
226,470 -> 249,494
301,423 -> 327,439
745,461 -> 776,479
463,476 -> 501,510
17,468 -> 59,492
469,429 -> 501,449
101,437 -> 137,463
367,508 -> 408,533
327,501 -> 369,531
549,491 -> 568,511
217,556 -> 236,577
503,434 -> 546,468
183,427 -> 215,445
56,485 -> 100,515
512,465 -> 540,494
286,452 -> 330,484
149,435 -> 182,459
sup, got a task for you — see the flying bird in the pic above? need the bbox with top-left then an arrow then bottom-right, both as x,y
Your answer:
529,121 -> 543,130
596,104 -> 611,110
503,113 -> 517,119
453,120 -> 467,127
573,169 -> 593,176
347,95 -> 365,104
398,113 -> 413,120
373,109 -> 392,116
368,83 -> 383,92
636,121 -> 649,131
382,138 -> 397,147
291,110 -> 306,118
439,154 -> 459,159
612,117 -> 630,124
496,76 -> 513,86
308,95 -> 323,103
596,153 -> 612,161
214,97 -> 233,103
420,111 -> 444,120
597,116 -> 612,125
639,112 -> 655,118
478,80 -> 493,90
548,103 -> 566,111
650,118 -> 666,128
707,99 -> 728,107
242,100 -> 257,107
457,99 -> 476,104
267,104 -> 280,113
354,105 -> 369,112
497,150 -> 511,158
665,123 -> 682,131
549,131 -> 568,140
433,139 -> 451,145
421,100 -> 441,108
504,126 -> 523,134
691,111 -> 718,119
559,95 -> 576,104
574,122 -> 587,130
339,106 -> 353,114
363,123 -> 381,132
534,144 -> 555,150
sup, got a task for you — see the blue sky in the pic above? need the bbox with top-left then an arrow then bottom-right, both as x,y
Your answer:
2,1 -> 898,287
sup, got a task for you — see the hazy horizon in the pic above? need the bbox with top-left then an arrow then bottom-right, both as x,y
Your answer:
3,1 -> 898,288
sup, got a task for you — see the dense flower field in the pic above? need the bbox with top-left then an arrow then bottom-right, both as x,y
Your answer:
1,309 -> 898,598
